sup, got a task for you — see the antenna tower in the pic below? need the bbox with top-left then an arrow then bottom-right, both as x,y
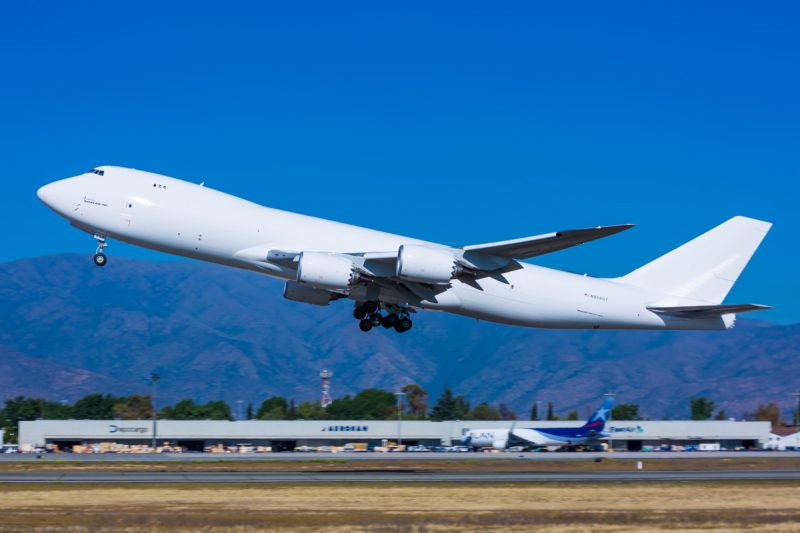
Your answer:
320,369 -> 333,407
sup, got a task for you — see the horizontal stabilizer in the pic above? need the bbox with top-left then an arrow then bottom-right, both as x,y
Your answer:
648,304 -> 771,319
463,224 -> 634,260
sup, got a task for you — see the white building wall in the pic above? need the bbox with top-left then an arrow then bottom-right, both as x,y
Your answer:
19,419 -> 772,447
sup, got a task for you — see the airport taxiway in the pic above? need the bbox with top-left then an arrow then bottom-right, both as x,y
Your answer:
1,469 -> 799,483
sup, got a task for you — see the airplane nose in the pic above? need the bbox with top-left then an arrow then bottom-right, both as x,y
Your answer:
37,183 -> 54,204
37,177 -> 81,215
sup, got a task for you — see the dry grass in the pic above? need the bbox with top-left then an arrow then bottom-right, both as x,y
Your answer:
1,482 -> 799,531
2,456 -> 799,472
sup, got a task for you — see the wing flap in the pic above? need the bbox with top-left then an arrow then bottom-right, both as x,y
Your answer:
463,224 -> 634,260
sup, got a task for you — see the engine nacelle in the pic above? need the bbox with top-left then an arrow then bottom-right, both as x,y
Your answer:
492,439 -> 509,450
296,252 -> 358,291
283,281 -> 333,306
396,245 -> 460,284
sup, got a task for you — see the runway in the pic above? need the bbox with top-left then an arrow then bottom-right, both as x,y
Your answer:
2,469 -> 799,483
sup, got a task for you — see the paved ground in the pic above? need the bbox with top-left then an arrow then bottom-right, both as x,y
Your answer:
1,469 -> 799,483
1,451 -> 798,462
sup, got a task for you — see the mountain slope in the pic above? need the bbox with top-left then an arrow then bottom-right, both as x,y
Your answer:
0,254 -> 796,419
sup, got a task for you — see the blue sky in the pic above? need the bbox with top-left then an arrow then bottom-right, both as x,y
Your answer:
1,2 -> 797,322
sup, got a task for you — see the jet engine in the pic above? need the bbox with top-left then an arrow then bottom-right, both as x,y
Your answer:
395,245 -> 461,284
492,439 -> 509,450
296,252 -> 358,291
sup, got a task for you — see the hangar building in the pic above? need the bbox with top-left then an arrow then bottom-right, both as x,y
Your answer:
19,419 -> 771,451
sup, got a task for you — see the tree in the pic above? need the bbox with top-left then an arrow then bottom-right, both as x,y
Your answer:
1,397 -> 52,443
453,395 -> 470,420
257,397 -> 290,420
158,401 -> 183,419
351,389 -> 396,419
113,395 -> 153,420
612,403 -> 641,421
326,389 -> 396,420
41,401 -> 73,420
530,402 -> 539,421
566,410 -> 579,420
73,394 -> 119,419
429,386 -> 470,421
546,402 -> 556,420
498,404 -> 517,421
296,401 -> 326,420
202,400 -> 233,420
468,403 -> 501,420
401,384 -> 428,418
246,403 -> 254,420
714,410 -> 727,420
753,402 -> 782,427
690,396 -> 715,420
159,399 -> 232,420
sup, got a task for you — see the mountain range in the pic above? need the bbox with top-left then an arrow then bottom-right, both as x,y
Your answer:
1,254 -> 797,419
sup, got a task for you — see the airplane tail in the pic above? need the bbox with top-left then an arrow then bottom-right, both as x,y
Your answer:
582,397 -> 614,434
619,216 -> 771,305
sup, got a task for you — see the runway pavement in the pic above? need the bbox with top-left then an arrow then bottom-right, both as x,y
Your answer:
1,451 -> 798,462
1,469 -> 799,483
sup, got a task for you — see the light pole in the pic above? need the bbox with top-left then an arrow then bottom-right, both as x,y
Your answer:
394,392 -> 406,449
604,391 -> 616,451
149,373 -> 160,451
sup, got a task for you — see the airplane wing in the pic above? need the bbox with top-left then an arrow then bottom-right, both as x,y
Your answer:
265,224 -> 632,272
260,223 -> 633,307
462,224 -> 634,260
647,304 -> 771,318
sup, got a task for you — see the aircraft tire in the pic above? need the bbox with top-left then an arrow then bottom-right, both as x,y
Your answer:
359,319 -> 373,332
381,313 -> 398,328
394,318 -> 412,333
353,306 -> 367,320
93,253 -> 107,267
364,301 -> 378,313
369,313 -> 382,326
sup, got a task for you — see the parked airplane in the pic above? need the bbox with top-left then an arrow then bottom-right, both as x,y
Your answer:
37,166 -> 771,333
462,397 -> 615,450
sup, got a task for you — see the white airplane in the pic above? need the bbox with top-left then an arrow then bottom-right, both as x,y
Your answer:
37,166 -> 771,334
462,398 -> 614,450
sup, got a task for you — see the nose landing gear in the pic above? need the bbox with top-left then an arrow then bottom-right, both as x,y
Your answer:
353,302 -> 412,333
93,235 -> 108,267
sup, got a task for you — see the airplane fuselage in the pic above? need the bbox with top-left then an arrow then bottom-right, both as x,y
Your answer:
36,167 -> 749,330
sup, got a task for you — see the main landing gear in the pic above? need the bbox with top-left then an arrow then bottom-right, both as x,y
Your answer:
93,235 -> 108,267
354,301 -> 412,333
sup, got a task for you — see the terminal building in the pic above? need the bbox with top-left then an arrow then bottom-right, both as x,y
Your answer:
19,419 -> 771,451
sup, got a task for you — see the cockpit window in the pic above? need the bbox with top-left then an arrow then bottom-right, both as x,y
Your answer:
89,168 -> 105,176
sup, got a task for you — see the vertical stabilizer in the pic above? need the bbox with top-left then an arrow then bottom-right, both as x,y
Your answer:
620,216 -> 771,304
582,397 -> 614,433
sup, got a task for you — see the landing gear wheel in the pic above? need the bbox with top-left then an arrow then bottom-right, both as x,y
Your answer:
353,306 -> 367,320
369,313 -> 382,326
394,317 -> 412,333
359,319 -> 373,332
381,313 -> 398,328
364,301 -> 378,314
93,253 -> 107,267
